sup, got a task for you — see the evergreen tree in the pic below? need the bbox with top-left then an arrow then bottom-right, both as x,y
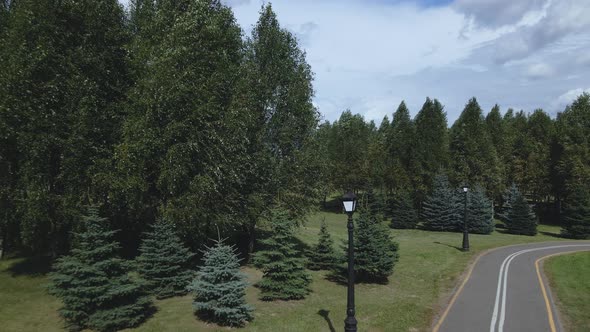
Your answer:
307,219 -> 337,270
390,191 -> 419,229
485,104 -> 507,198
561,184 -> 590,239
387,101 -> 415,193
525,109 -> 554,202
136,220 -> 195,299
450,98 -> 501,197
506,193 -> 538,236
422,173 -> 461,231
48,208 -> 152,332
414,98 -> 450,201
554,94 -> 590,202
498,183 -> 519,223
253,209 -> 311,300
466,185 -> 494,234
363,187 -> 387,217
188,240 -> 253,327
354,209 -> 399,282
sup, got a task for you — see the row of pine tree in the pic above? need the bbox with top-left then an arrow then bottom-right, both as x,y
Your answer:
316,95 -> 590,239
49,199 -> 399,330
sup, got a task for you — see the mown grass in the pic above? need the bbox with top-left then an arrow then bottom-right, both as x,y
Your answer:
544,251 -> 590,332
0,212 -> 568,332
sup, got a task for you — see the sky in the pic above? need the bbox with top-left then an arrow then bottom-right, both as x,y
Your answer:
122,0 -> 590,124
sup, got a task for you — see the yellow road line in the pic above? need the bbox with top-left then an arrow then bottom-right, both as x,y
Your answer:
432,254 -> 482,332
535,254 -> 559,332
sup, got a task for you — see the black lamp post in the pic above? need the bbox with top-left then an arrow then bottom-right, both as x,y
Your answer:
462,186 -> 470,252
342,191 -> 358,332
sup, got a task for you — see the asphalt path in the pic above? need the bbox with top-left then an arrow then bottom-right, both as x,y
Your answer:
433,241 -> 590,332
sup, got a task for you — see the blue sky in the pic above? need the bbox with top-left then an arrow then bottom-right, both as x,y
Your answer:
122,0 -> 590,124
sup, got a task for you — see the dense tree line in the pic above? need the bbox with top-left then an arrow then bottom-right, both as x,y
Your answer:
1,0 -> 589,260
0,0 -> 321,257
317,94 -> 590,238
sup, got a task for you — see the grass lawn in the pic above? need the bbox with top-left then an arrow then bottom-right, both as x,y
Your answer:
0,212 -> 568,332
544,251 -> 590,332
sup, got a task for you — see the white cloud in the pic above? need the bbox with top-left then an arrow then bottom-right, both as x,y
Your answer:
487,0 -> 590,64
454,0 -> 546,28
524,63 -> 554,80
550,87 -> 590,112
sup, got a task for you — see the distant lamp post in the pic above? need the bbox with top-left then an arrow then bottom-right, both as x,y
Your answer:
462,186 -> 470,252
342,191 -> 358,332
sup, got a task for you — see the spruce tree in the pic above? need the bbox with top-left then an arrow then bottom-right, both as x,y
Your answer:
561,184 -> 590,239
498,183 -> 519,223
390,191 -> 419,229
307,219 -> 337,270
422,173 -> 461,231
188,240 -> 253,327
136,220 -> 195,299
354,209 -> 399,282
48,208 -> 152,332
466,186 -> 494,234
253,209 -> 311,301
506,194 -> 538,236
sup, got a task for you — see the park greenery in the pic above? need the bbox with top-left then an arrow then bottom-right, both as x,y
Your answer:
188,240 -> 253,327
1,0 -> 590,330
544,251 -> 590,332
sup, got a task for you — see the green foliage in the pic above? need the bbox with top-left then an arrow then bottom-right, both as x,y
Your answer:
362,187 -> 387,217
353,209 -> 399,282
390,191 -> 419,229
414,98 -> 450,201
0,0 -> 130,255
307,219 -> 337,270
48,208 -> 152,332
561,184 -> 590,239
422,173 -> 461,232
450,98 -> 501,197
136,220 -> 195,299
554,93 -> 590,196
188,240 -> 253,327
386,101 -> 416,193
253,209 -> 311,300
498,183 -> 519,223
114,0 -> 246,246
506,193 -> 538,236
238,3 -> 321,217
466,185 -> 494,234
324,111 -> 371,192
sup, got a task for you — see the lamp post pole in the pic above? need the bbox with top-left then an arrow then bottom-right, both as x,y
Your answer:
342,191 -> 357,332
344,211 -> 357,332
462,187 -> 470,251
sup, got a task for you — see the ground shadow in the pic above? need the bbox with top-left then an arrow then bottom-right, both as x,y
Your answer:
317,309 -> 336,332
539,230 -> 564,239
433,241 -> 464,252
9,255 -> 53,276
325,264 -> 390,285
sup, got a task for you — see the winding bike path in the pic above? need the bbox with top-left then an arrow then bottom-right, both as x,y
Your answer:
433,241 -> 590,332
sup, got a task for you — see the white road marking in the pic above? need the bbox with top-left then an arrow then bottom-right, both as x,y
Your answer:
489,244 -> 590,332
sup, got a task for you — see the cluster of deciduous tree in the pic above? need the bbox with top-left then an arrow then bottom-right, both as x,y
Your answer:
0,0 -> 323,258
316,95 -> 590,238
